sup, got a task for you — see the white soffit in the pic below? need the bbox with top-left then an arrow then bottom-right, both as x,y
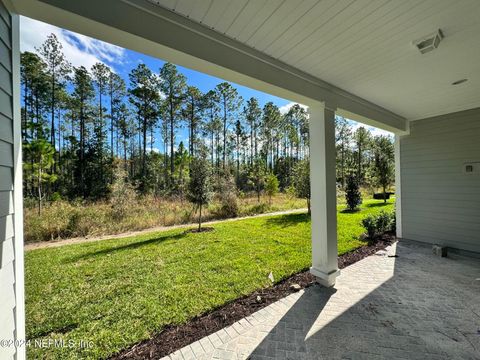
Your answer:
148,0 -> 480,120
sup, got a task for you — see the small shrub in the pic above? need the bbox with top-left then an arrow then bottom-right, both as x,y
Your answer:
215,173 -> 239,218
244,202 -> 269,216
110,165 -> 137,220
361,210 -> 395,240
292,160 -> 311,214
265,173 -> 279,205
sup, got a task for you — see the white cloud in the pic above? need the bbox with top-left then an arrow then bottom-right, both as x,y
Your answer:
279,102 -> 308,115
19,16 -> 125,71
346,119 -> 393,138
147,147 -> 160,154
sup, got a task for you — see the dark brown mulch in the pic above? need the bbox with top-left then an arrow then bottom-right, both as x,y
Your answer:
110,235 -> 396,360
184,227 -> 215,234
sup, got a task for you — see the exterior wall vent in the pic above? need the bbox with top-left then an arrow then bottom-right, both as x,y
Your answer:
413,29 -> 444,54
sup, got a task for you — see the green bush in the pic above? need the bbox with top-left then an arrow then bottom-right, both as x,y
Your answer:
361,210 -> 395,240
345,174 -> 362,211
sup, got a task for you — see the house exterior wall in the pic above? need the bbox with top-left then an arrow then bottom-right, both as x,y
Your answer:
400,107 -> 480,254
0,1 -> 24,359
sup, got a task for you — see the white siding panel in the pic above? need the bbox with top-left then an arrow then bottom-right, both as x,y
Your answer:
0,259 -> 15,310
0,235 -> 14,267
0,190 -> 13,217
0,214 -> 14,245
0,140 -> 12,167
0,64 -> 12,96
0,87 -> 12,118
401,108 -> 480,254
0,165 -> 12,190
0,113 -> 12,143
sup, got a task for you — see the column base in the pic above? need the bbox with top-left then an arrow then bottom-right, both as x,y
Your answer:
310,267 -> 340,287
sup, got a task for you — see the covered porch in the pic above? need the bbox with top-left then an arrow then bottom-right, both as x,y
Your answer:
1,0 -> 479,359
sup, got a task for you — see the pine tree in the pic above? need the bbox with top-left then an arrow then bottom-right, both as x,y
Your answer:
335,117 -> 352,189
91,62 -> 111,184
353,126 -> 371,183
108,72 -> 126,158
71,66 -> 95,198
183,86 -> 203,156
159,62 -> 186,185
215,82 -> 242,170
345,173 -> 362,211
37,34 -> 71,153
244,97 -> 262,163
262,102 -> 281,170
373,136 -> 394,203
128,63 -> 160,187
24,139 -> 57,214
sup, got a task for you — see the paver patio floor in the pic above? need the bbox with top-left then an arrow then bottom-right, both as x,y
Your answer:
164,240 -> 480,359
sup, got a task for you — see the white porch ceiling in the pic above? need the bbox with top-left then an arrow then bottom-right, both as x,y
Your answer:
148,0 -> 480,120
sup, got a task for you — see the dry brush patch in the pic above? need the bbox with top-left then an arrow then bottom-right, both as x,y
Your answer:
24,193 -> 306,243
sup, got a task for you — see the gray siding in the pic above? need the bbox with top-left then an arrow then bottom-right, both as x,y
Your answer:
401,107 -> 480,253
0,1 -> 16,359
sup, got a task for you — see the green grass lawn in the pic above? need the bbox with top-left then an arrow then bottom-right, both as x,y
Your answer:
25,198 -> 394,359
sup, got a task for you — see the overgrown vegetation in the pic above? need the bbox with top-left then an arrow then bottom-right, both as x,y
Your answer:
23,193 -> 306,243
25,198 -> 394,360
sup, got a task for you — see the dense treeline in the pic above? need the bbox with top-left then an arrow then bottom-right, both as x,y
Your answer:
21,34 -> 394,214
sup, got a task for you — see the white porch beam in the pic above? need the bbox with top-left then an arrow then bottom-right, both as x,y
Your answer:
12,0 -> 408,134
309,103 -> 339,287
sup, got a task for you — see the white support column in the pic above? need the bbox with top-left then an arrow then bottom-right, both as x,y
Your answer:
394,135 -> 402,239
309,103 -> 339,287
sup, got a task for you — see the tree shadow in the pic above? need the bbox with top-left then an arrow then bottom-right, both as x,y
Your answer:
364,201 -> 391,208
264,213 -> 310,228
340,208 -> 361,214
65,232 -> 186,263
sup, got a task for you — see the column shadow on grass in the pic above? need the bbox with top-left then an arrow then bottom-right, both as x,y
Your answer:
263,213 -> 310,228
65,232 -> 186,263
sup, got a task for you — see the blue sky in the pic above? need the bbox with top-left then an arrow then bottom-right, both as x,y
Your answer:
19,16 -> 390,149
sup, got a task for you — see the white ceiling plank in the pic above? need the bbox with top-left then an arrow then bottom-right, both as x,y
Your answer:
302,0 -> 417,75
235,1 -> 288,44
297,0 -> 404,73
211,0 -> 249,34
188,0 -> 214,24
200,0 -> 231,29
247,0 -> 318,51
331,0 -> 473,86
264,0 -> 338,57
274,0 -> 354,61
226,0 -> 268,39
312,0 -> 454,81
279,0 -> 377,65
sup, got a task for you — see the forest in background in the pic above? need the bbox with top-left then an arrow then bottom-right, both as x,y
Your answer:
21,33 -> 394,241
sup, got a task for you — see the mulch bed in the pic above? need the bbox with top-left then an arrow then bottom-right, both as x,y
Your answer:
110,234 -> 396,360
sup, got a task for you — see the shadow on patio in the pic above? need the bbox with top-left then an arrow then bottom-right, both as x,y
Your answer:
197,240 -> 480,360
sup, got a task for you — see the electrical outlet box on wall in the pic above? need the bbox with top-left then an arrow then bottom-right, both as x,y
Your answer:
463,161 -> 480,174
